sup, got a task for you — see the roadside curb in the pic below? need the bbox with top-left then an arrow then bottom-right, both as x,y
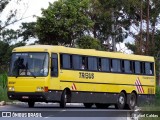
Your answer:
0,101 -> 6,106
5,101 -> 83,106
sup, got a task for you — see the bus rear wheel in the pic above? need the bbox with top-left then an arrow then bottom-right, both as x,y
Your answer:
28,101 -> 35,108
116,92 -> 126,109
128,92 -> 137,110
60,90 -> 68,108
83,103 -> 93,108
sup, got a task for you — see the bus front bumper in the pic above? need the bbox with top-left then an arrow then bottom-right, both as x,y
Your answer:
7,91 -> 62,102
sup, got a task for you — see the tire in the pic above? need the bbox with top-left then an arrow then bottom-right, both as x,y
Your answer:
60,90 -> 68,108
95,103 -> 109,109
28,101 -> 35,108
115,104 -> 118,109
128,92 -> 137,110
116,92 -> 126,109
83,103 -> 93,108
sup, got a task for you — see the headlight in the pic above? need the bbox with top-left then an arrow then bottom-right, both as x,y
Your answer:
8,86 -> 15,91
36,87 -> 44,92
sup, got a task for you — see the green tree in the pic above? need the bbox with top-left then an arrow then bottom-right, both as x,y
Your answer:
18,22 -> 37,42
125,0 -> 160,56
19,0 -> 160,55
36,0 -> 93,46
28,0 -> 135,50
76,35 -> 102,50
0,0 -> 26,73
0,41 -> 25,73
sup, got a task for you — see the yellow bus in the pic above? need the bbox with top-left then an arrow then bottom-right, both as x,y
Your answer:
8,45 -> 155,109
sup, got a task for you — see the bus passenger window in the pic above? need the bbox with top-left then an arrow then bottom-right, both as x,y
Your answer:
111,59 -> 121,72
101,58 -> 109,72
145,62 -> 150,75
98,58 -> 101,71
72,55 -> 82,69
121,60 -> 125,73
88,57 -> 98,71
81,56 -> 87,70
51,53 -> 58,77
140,62 -> 144,74
150,63 -> 154,75
145,62 -> 154,75
134,61 -> 140,74
124,60 -> 132,73
81,64 -> 85,69
61,54 -> 71,69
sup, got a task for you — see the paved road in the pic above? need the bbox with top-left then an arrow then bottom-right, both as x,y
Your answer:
0,103 -> 133,120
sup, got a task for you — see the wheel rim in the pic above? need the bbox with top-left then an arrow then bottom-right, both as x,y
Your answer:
60,90 -> 68,108
64,94 -> 67,102
130,95 -> 136,107
119,96 -> 125,105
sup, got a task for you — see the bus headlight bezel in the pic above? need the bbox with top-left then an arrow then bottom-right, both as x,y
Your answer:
8,86 -> 15,91
36,87 -> 44,92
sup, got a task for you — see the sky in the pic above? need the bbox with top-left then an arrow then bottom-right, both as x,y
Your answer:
2,0 -> 57,29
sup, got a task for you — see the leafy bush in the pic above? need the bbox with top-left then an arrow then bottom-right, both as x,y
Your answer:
155,86 -> 160,105
0,73 -> 8,101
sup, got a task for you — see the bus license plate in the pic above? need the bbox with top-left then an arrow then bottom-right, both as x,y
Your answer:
22,96 -> 29,99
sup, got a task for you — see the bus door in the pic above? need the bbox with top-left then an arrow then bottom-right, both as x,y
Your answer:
50,53 -> 59,90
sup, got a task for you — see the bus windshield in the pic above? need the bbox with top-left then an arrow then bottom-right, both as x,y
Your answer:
9,52 -> 49,77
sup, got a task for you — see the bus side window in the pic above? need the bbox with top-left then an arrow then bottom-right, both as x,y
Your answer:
72,55 -> 82,69
145,62 -> 150,75
145,62 -> 154,75
88,57 -> 98,71
140,62 -> 145,74
61,54 -> 71,69
121,60 -> 125,73
81,56 -> 87,70
51,53 -> 58,77
135,61 -> 140,74
124,60 -> 132,73
98,58 -> 101,71
150,63 -> 154,75
101,58 -> 109,72
111,59 -> 121,72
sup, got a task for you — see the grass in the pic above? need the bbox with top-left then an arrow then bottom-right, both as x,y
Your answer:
139,86 -> 160,120
155,86 -> 160,105
0,73 -> 9,101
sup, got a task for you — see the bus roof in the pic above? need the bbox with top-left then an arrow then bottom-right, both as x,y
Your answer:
13,45 -> 154,62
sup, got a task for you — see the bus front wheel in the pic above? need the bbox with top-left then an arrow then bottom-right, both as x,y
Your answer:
28,101 -> 35,108
116,92 -> 126,109
60,90 -> 68,108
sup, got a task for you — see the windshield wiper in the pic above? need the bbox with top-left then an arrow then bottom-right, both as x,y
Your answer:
28,69 -> 36,78
26,63 -> 36,78
16,75 -> 19,78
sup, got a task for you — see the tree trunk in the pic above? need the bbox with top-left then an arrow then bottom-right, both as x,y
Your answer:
146,0 -> 150,55
139,0 -> 143,55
